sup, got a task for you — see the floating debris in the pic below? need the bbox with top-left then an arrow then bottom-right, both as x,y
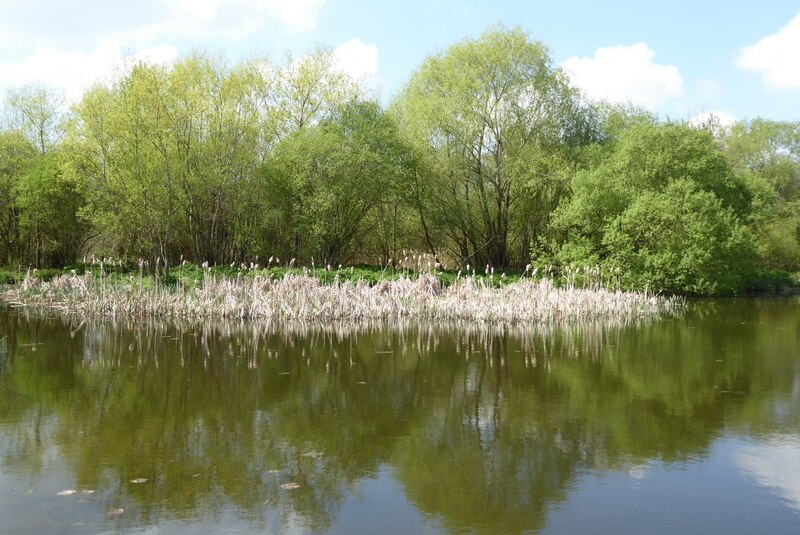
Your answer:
129,478 -> 148,484
57,489 -> 77,496
107,508 -> 125,517
280,482 -> 301,490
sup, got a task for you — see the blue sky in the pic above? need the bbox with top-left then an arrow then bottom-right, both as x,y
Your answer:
1,0 -> 798,122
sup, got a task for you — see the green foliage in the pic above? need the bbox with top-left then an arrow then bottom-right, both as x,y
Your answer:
0,126 -> 87,267
553,123 -> 761,295
755,202 -> 800,270
264,99 -> 412,264
4,84 -> 64,154
393,25 -> 594,268
0,270 -> 19,284
724,119 -> 800,201
603,180 -> 757,295
0,131 -> 35,264
722,119 -> 800,271
15,149 -> 89,267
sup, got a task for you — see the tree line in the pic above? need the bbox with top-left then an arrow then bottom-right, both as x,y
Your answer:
1,26 -> 798,294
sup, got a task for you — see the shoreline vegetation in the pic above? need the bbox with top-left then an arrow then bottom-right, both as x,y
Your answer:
0,261 -> 683,323
1,26 -> 799,298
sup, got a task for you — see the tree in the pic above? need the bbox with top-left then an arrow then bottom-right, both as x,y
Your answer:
68,64 -> 179,270
603,180 -> 757,294
553,122 -> 759,294
0,132 -> 36,264
262,47 -> 364,143
394,26 -> 592,268
724,119 -> 800,201
722,119 -> 800,270
0,119 -> 87,268
68,54 -> 264,269
15,149 -> 89,267
4,84 -> 64,154
264,100 -> 411,264
232,48 -> 369,261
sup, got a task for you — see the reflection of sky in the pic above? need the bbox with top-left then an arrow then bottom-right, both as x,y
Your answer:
737,435 -> 800,512
543,436 -> 800,535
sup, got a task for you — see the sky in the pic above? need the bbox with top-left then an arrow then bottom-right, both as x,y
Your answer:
0,0 -> 798,123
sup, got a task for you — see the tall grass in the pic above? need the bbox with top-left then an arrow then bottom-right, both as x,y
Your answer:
1,268 -> 682,323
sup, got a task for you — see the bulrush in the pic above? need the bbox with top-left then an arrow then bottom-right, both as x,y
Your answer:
1,271 -> 682,323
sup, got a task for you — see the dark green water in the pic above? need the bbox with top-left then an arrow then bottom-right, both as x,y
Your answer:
0,299 -> 799,534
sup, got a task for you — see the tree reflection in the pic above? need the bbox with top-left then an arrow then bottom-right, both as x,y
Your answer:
0,300 -> 798,533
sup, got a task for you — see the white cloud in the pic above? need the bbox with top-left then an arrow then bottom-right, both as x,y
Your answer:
0,0 -> 326,99
0,43 -> 178,100
562,43 -> 683,110
270,0 -> 327,34
0,0 -> 326,47
333,39 -> 380,90
163,0 -> 326,40
688,110 -> 737,128
737,12 -> 800,90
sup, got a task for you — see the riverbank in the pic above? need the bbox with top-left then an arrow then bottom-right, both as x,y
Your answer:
0,270 -> 681,323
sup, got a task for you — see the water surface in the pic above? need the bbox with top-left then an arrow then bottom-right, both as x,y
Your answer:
0,299 -> 798,534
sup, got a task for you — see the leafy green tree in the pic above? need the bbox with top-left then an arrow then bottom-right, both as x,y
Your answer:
724,119 -> 800,201
265,100 -> 411,264
232,48 -> 367,262
3,84 -> 64,154
553,123 -> 758,294
72,64 -> 181,269
262,47 -> 364,143
722,119 -> 800,270
394,26 -> 592,268
603,180 -> 757,294
15,149 -> 90,267
68,54 -> 264,268
0,131 -> 35,264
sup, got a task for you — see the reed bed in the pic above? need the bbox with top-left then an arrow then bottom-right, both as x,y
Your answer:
1,271 -> 682,323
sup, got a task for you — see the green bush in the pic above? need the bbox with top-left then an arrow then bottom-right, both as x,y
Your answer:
603,181 -> 758,295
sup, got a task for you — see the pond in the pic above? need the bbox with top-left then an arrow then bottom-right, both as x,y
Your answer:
0,299 -> 798,534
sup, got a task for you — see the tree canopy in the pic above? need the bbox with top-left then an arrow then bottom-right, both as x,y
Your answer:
393,26 -> 595,267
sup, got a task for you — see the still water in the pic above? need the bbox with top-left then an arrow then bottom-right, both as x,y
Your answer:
0,299 -> 798,534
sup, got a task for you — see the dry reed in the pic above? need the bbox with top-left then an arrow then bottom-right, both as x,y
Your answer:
1,271 -> 682,323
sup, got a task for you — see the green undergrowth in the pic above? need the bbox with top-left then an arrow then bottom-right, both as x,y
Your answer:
171,263 -> 531,289
0,262 -> 531,290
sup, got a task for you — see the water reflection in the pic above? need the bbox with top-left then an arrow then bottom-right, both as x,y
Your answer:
0,299 -> 798,534
737,436 -> 800,512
